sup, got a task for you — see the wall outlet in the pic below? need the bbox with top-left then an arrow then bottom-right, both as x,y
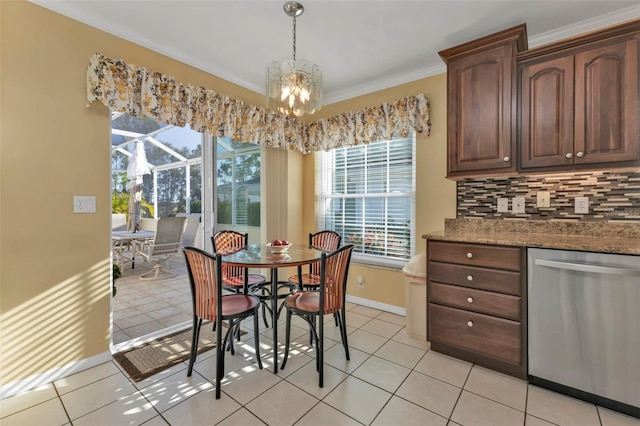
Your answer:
512,197 -> 525,213
73,196 -> 96,213
536,191 -> 551,208
575,197 -> 589,214
497,198 -> 509,212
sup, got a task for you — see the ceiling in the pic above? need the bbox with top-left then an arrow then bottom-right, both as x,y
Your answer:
31,1 -> 639,106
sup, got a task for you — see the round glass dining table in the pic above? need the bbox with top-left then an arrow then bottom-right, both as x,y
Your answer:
221,243 -> 324,373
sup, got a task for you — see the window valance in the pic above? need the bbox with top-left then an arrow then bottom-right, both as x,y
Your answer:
87,53 -> 430,153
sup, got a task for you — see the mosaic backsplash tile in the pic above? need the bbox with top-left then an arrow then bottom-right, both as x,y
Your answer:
457,171 -> 640,222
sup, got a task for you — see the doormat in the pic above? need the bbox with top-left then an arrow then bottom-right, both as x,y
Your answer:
113,323 -> 245,382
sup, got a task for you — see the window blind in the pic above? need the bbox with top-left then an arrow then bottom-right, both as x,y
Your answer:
317,135 -> 416,267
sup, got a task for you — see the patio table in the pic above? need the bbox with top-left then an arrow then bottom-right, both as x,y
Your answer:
112,230 -> 155,269
221,243 -> 324,373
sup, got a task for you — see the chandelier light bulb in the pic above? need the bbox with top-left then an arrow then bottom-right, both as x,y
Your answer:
266,1 -> 322,117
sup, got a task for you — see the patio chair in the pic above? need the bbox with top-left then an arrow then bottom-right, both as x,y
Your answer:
183,247 -> 263,399
181,213 -> 202,247
133,216 -> 186,280
280,245 -> 354,388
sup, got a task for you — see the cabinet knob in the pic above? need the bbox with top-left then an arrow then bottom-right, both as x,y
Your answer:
467,275 -> 473,281
565,153 -> 573,159
576,151 -> 584,158
466,252 -> 473,259
503,156 -> 510,162
467,321 -> 474,328
467,297 -> 474,303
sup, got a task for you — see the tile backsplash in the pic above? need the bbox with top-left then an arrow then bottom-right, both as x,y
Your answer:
457,171 -> 640,222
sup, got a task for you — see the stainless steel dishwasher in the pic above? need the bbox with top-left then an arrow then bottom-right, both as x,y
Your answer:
528,248 -> 640,418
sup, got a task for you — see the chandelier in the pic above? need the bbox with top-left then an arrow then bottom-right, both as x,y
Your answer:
266,1 -> 322,117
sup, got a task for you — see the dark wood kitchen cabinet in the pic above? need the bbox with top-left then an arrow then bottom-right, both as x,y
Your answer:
519,20 -> 640,171
439,25 -> 528,179
427,240 -> 527,379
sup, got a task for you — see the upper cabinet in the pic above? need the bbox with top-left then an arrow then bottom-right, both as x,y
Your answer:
519,21 -> 640,171
439,25 -> 528,180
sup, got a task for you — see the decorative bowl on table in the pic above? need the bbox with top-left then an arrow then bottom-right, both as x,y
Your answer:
266,240 -> 292,254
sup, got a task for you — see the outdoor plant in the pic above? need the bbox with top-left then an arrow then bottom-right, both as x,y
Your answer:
112,263 -> 122,297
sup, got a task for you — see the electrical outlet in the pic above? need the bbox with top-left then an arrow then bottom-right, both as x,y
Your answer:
497,198 -> 509,212
73,196 -> 96,213
512,197 -> 526,214
537,191 -> 551,208
575,197 -> 589,214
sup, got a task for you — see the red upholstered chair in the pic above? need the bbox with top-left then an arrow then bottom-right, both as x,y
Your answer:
280,245 -> 354,388
182,247 -> 263,399
288,230 -> 342,290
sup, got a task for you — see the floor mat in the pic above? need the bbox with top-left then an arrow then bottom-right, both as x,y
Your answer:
113,323 -> 244,381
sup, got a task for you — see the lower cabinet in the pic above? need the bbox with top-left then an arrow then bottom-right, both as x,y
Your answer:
427,240 -> 527,379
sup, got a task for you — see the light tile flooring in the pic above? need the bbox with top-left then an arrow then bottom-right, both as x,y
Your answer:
4,252 -> 639,425
2,300 -> 639,425
112,256 -> 193,344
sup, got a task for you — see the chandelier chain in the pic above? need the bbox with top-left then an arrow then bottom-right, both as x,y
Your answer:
292,15 -> 297,61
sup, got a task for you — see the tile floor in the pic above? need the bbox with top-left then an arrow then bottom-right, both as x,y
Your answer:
2,300 -> 639,426
112,256 -> 193,344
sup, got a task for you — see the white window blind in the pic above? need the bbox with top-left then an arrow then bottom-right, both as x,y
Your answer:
316,135 -> 416,268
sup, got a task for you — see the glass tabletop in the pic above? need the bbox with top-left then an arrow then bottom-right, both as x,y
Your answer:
221,243 -> 324,268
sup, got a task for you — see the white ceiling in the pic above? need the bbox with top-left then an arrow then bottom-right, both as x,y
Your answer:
31,1 -> 640,106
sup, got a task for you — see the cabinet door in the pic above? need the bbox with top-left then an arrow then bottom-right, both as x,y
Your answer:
520,56 -> 575,169
574,37 -> 639,165
447,43 -> 516,176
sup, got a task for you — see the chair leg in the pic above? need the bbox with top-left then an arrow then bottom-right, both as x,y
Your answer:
339,308 -> 350,360
215,315 -> 224,399
253,308 -> 263,370
188,317 -> 202,377
281,309 -> 292,370
318,313 -> 324,388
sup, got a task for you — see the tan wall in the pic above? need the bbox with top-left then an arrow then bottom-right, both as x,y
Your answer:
301,74 -> 456,308
0,1 -> 455,386
0,1 -> 272,386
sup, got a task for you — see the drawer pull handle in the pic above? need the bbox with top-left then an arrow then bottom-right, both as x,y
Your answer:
467,297 -> 474,303
467,321 -> 474,328
503,156 -> 510,162
466,252 -> 473,259
565,153 -> 573,159
467,275 -> 473,281
576,151 -> 584,158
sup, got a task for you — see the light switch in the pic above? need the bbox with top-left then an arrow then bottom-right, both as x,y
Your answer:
74,196 -> 96,213
537,191 -> 551,208
497,198 -> 509,212
512,197 -> 525,214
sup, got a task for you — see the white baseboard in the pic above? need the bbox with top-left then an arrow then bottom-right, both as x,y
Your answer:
0,351 -> 112,400
111,320 -> 192,353
346,295 -> 406,317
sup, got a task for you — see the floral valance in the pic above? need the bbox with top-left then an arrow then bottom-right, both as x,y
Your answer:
87,53 -> 430,153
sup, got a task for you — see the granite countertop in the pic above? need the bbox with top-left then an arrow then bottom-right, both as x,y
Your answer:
422,219 -> 640,255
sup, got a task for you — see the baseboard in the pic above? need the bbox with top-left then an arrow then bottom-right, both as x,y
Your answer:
111,320 -> 193,353
346,295 -> 406,317
0,351 -> 113,400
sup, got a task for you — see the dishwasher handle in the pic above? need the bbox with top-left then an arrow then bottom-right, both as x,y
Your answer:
534,259 -> 640,276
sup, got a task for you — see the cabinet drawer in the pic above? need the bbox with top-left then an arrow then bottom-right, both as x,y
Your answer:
430,282 -> 521,320
428,261 -> 522,295
429,304 -> 522,365
428,241 -> 521,271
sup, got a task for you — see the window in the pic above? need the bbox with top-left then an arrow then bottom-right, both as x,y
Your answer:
316,135 -> 416,268
216,138 -> 261,227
